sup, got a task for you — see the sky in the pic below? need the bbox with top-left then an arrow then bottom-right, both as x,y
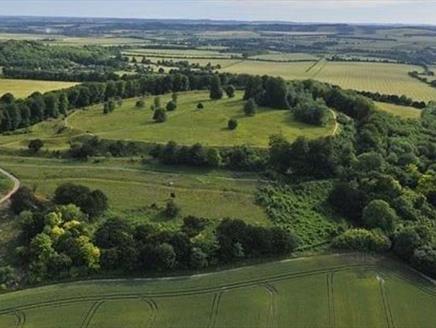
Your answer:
0,0 -> 435,25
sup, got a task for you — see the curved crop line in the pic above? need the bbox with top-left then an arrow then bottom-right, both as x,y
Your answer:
0,264 -> 370,316
80,300 -> 104,328
379,278 -> 395,328
141,298 -> 158,328
14,310 -> 26,328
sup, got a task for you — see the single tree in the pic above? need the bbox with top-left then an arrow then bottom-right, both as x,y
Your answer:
209,75 -> 223,100
28,139 -> 44,153
166,100 -> 177,111
228,119 -> 238,130
225,85 -> 236,98
153,108 -> 167,123
197,103 -> 204,110
244,98 -> 257,116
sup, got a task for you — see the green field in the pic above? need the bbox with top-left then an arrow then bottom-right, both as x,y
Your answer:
0,78 -> 77,98
0,155 -> 268,224
143,57 -> 436,101
375,102 -> 422,119
0,253 -> 435,328
67,91 -> 335,148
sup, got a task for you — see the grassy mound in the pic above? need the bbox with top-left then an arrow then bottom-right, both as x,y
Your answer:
68,91 -> 335,148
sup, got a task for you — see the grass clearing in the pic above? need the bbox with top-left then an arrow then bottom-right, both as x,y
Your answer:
0,155 -> 268,225
0,78 -> 77,98
375,101 -> 422,119
68,91 -> 335,148
0,254 -> 435,327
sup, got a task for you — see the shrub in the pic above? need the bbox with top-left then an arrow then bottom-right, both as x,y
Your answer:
244,98 -> 257,116
362,199 -> 397,233
135,99 -> 145,108
153,108 -> 167,123
332,228 -> 391,253
197,103 -> 204,110
28,139 -> 44,153
166,100 -> 177,111
164,199 -> 180,218
228,119 -> 238,130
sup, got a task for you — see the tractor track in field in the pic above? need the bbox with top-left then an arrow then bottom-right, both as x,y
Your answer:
207,291 -> 223,328
142,298 -> 159,328
326,272 -> 336,328
0,264 -> 369,316
14,310 -> 25,328
81,300 -> 104,328
1,263 -> 435,323
378,276 -> 395,328
262,282 -> 278,328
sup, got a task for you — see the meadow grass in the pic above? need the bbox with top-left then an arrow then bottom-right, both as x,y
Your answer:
68,91 -> 334,148
0,155 -> 268,225
375,101 -> 422,119
0,78 -> 77,98
0,254 -> 435,328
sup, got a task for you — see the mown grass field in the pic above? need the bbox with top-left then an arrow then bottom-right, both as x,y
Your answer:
67,91 -> 335,148
375,102 -> 422,119
0,155 -> 268,225
0,78 -> 77,98
0,253 -> 435,328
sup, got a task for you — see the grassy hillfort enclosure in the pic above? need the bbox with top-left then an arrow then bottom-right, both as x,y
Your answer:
0,12 -> 436,328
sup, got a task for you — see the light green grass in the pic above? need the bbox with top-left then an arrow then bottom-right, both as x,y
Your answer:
375,101 -> 422,119
68,91 -> 334,148
0,174 -> 13,197
0,254 -> 435,328
251,52 -> 320,61
0,78 -> 77,98
124,48 -> 238,58
0,155 -> 268,225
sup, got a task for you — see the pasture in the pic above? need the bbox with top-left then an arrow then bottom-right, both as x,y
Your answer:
0,155 -> 268,224
0,173 -> 12,198
0,78 -> 77,98
0,253 -> 435,328
67,91 -> 335,148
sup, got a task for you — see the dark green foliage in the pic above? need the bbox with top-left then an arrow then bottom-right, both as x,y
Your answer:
332,229 -> 391,252
197,102 -> 204,109
182,216 -> 208,238
10,186 -> 41,215
209,75 -> 223,100
411,246 -> 436,278
166,100 -> 177,111
243,98 -> 257,116
28,139 -> 44,153
153,108 -> 167,123
294,99 -> 330,126
362,199 -> 397,233
225,85 -> 235,98
227,119 -> 238,130
164,199 -> 180,218
135,99 -> 145,108
53,183 -> 108,218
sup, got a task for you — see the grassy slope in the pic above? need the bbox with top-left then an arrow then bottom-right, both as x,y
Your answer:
0,174 -> 13,198
375,101 -> 422,119
0,155 -> 268,225
0,78 -> 77,98
0,254 -> 435,328
68,91 -> 335,148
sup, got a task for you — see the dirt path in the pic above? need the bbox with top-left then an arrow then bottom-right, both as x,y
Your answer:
0,168 -> 20,206
330,109 -> 339,136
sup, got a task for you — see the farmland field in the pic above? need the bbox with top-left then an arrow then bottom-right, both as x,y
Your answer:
139,57 -> 436,101
0,78 -> 77,98
67,91 -> 336,147
375,102 -> 422,119
0,253 -> 435,328
0,155 -> 268,224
